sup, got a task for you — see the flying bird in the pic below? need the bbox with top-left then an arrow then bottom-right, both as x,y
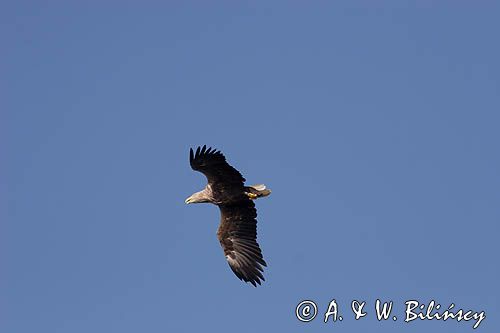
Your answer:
185,145 -> 270,286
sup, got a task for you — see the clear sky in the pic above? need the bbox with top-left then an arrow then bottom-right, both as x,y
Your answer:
3,2 -> 499,332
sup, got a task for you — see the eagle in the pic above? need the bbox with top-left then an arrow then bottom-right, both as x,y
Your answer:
185,145 -> 270,286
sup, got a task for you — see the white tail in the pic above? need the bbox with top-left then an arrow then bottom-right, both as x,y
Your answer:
248,184 -> 271,198
250,184 -> 267,191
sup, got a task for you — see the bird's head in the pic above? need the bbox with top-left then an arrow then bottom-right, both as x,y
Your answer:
185,190 -> 210,204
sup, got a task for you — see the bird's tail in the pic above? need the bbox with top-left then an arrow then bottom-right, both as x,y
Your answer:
246,184 -> 271,198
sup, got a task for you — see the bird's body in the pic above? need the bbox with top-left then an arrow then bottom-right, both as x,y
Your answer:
185,145 -> 270,286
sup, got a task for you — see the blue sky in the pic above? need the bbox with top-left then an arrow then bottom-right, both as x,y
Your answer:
3,2 -> 499,332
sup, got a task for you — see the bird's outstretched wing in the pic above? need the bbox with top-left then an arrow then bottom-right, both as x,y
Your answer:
190,145 -> 245,185
217,200 -> 267,286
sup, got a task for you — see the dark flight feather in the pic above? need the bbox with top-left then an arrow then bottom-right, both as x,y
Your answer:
217,200 -> 267,286
190,145 -> 245,185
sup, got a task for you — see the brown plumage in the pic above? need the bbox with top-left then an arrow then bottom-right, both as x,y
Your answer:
185,145 -> 270,286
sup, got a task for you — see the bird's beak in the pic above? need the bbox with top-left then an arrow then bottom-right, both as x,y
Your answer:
185,196 -> 193,204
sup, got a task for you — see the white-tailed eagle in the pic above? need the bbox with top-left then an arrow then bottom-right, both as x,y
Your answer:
185,145 -> 270,286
